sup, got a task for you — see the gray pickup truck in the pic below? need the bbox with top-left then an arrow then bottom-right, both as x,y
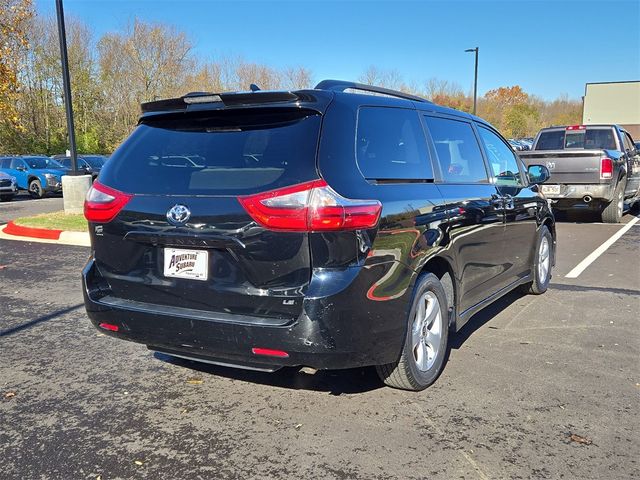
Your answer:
520,125 -> 640,222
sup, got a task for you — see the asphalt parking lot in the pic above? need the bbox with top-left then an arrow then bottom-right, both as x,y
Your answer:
0,205 -> 638,479
0,193 -> 63,224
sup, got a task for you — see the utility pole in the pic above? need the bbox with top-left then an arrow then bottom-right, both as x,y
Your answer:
55,0 -> 78,174
465,47 -> 479,115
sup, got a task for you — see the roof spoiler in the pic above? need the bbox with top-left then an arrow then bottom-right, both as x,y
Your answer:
141,91 -> 303,114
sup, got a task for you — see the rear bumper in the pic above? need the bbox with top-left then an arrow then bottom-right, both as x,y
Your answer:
544,183 -> 613,210
82,258 -> 414,370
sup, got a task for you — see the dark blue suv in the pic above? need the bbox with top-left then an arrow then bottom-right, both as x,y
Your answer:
82,81 -> 555,390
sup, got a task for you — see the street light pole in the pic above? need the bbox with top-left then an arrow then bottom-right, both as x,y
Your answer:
55,0 -> 78,175
465,47 -> 479,115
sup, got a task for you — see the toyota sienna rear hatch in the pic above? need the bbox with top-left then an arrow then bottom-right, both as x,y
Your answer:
87,106 -> 323,322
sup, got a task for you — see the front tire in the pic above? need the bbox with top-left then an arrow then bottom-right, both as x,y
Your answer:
29,179 -> 44,199
376,273 -> 449,391
601,181 -> 624,223
520,225 -> 553,295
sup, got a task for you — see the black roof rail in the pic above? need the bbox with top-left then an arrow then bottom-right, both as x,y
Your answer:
314,79 -> 431,104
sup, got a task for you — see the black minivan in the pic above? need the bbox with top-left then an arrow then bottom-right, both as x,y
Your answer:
83,80 -> 555,391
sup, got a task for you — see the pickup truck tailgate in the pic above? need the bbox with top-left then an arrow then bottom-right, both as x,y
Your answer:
520,149 -> 606,184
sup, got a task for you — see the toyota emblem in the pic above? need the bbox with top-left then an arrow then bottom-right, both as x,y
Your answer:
166,204 -> 191,226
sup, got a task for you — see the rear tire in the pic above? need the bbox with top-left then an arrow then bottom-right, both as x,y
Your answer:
28,179 -> 44,199
601,181 -> 624,223
376,273 -> 449,391
519,225 -> 553,295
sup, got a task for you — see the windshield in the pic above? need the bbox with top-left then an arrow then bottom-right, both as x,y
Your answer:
24,157 -> 49,169
46,159 -> 66,169
82,156 -> 105,168
99,109 -> 322,195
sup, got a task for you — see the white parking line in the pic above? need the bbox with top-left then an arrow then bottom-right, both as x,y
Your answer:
565,217 -> 639,278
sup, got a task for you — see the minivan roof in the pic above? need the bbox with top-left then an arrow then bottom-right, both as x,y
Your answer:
139,79 -> 495,132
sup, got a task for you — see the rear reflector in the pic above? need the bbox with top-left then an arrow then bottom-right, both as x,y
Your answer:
238,179 -> 382,232
84,181 -> 133,223
251,347 -> 289,358
98,322 -> 119,332
566,125 -> 586,131
600,157 -> 613,179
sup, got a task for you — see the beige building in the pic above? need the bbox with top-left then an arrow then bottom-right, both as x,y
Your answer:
582,81 -> 640,138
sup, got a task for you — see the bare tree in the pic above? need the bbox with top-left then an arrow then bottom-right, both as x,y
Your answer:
97,17 -> 194,148
283,66 -> 313,90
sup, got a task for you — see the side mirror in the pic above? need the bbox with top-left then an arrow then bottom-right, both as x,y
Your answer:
16,165 -> 26,172
527,165 -> 550,185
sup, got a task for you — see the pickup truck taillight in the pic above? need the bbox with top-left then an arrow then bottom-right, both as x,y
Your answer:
600,158 -> 613,180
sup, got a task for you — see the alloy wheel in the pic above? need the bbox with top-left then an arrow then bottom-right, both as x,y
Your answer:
411,291 -> 442,372
538,236 -> 550,282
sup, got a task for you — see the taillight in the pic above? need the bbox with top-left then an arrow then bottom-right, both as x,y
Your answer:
238,179 -> 382,232
600,158 -> 613,179
84,181 -> 133,223
566,125 -> 586,131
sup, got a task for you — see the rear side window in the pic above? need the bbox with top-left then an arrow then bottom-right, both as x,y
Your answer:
536,131 -> 564,150
424,116 -> 488,183
99,109 -> 321,195
0,159 -> 10,168
356,107 -> 432,180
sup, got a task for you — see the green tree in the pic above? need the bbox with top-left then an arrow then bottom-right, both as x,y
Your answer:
0,0 -> 33,151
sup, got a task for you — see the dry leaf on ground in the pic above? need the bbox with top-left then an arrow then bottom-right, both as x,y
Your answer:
186,378 -> 203,385
569,433 -> 593,445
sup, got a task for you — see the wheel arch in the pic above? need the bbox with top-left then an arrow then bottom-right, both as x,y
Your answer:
418,256 -> 457,330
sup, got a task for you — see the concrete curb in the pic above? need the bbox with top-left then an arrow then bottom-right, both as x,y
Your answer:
0,221 -> 91,247
4,221 -> 63,239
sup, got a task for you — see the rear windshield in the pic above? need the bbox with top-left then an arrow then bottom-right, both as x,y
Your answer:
99,109 -> 321,195
536,128 -> 617,151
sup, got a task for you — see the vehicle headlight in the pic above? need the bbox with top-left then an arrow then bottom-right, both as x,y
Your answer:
11,176 -> 16,184
44,173 -> 59,185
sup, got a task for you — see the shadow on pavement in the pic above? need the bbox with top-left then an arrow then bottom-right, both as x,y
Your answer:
0,303 -> 84,337
449,290 -> 524,350
154,290 -> 538,393
549,283 -> 640,296
154,352 -> 385,395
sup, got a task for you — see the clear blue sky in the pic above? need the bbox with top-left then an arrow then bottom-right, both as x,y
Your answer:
37,0 -> 640,100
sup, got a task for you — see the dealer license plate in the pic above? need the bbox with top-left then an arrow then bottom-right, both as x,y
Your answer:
163,248 -> 208,281
541,184 -> 560,195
